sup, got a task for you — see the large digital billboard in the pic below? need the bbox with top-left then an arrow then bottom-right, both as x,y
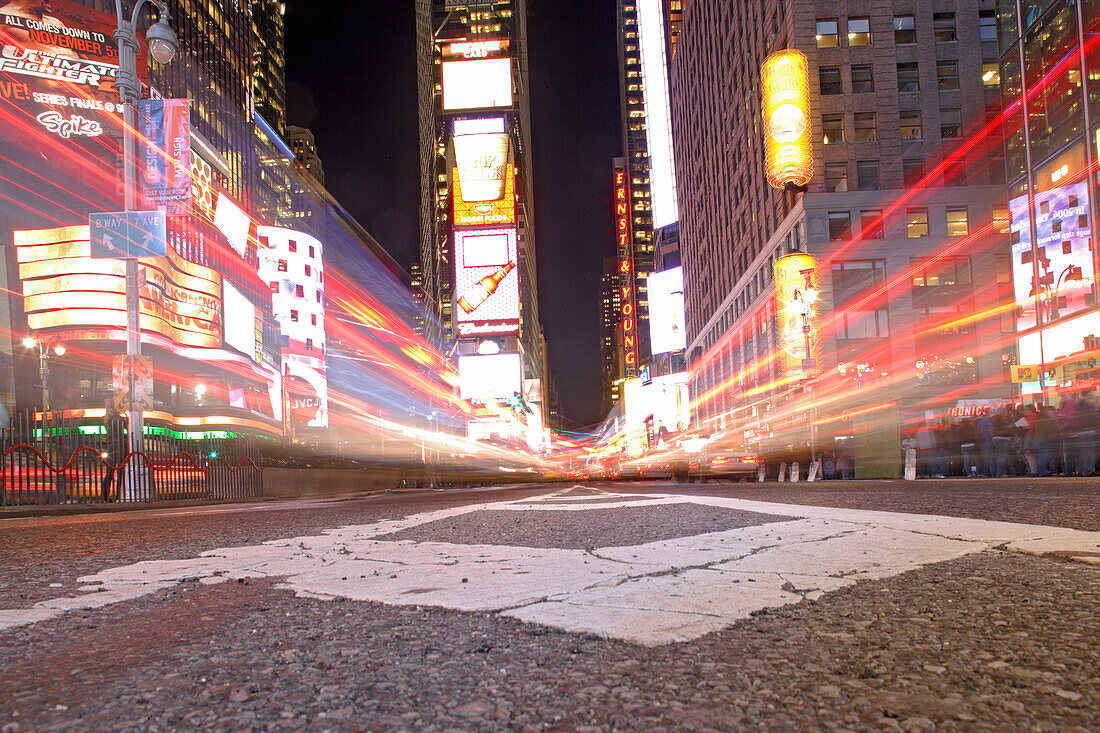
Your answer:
454,227 -> 519,337
454,132 -> 510,202
257,225 -> 328,429
0,0 -> 144,150
452,164 -> 515,227
442,57 -> 512,111
648,266 -> 686,354
14,224 -> 223,348
1010,181 -> 1095,333
458,353 -> 523,402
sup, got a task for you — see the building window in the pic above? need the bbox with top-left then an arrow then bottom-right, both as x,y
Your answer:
832,260 -> 889,340
946,207 -> 969,236
295,284 -> 305,298
277,259 -> 287,272
854,112 -> 876,141
894,15 -> 916,44
900,109 -> 922,139
825,162 -> 848,192
820,66 -> 842,94
822,114 -> 845,143
857,160 -> 880,190
897,62 -> 920,92
290,309 -> 299,322
911,256 -> 971,288
993,207 -> 1010,233
816,19 -> 839,47
937,61 -> 959,90
269,281 -> 279,293
903,158 -> 924,185
933,12 -> 956,42
860,209 -> 884,239
851,65 -> 874,93
983,62 -> 1000,87
288,240 -> 297,253
848,17 -> 871,46
828,211 -> 852,241
308,245 -> 316,258
906,208 -> 929,237
941,108 -> 962,138
979,10 -> 997,42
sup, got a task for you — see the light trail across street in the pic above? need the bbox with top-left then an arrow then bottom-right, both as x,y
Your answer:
2,479 -> 1099,731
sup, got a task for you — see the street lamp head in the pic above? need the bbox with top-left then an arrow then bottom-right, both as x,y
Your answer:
22,336 -> 36,349
52,344 -> 66,357
145,11 -> 179,65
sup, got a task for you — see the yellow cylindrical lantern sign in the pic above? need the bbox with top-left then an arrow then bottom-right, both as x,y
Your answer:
762,49 -> 813,189
773,252 -> 821,379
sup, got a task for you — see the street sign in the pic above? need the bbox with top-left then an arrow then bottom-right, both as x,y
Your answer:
801,358 -> 817,370
89,210 -> 167,259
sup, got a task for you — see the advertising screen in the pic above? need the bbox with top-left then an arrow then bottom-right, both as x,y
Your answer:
647,266 -> 686,354
773,252 -> 820,379
458,353 -> 523,402
0,0 -> 145,150
454,227 -> 520,337
442,58 -> 513,111
14,224 -> 223,349
452,164 -> 515,227
222,281 -> 256,357
453,132 -> 510,202
257,225 -> 328,428
1010,180 -> 1095,333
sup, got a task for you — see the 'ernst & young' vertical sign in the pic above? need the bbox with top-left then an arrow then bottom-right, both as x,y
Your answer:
614,163 -> 638,377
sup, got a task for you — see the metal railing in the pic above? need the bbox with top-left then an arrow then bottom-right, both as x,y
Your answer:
1,411 -> 263,506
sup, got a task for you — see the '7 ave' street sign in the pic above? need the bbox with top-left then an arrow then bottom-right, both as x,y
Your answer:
89,210 -> 168,259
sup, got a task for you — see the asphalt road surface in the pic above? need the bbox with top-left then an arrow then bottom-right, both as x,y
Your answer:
2,478 -> 1099,731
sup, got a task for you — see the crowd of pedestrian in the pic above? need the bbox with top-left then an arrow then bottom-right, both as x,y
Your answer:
908,389 -> 1099,477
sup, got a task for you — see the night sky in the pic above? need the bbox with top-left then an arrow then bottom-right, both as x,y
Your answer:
284,2 -> 621,428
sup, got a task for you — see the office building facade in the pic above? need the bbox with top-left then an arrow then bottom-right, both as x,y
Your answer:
671,0 -> 1015,476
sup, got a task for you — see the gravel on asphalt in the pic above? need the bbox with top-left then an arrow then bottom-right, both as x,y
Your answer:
0,550 -> 1096,732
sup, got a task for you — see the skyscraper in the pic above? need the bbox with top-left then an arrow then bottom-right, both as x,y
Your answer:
997,0 -> 1100,396
671,0 -> 1014,476
416,0 -> 547,397
252,0 -> 287,135
614,0 -> 683,376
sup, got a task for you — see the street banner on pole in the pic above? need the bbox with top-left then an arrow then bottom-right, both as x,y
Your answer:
137,99 -> 191,215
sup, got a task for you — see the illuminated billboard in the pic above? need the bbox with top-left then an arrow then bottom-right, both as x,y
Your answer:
257,226 -> 328,428
454,227 -> 520,337
453,132 -> 510,202
614,163 -> 639,376
452,164 -> 516,227
442,58 -> 513,111
648,267 -> 686,354
1010,156 -> 1095,334
14,224 -> 222,349
0,0 -> 145,150
637,0 -> 679,228
459,353 -> 523,402
761,50 -> 813,189
774,252 -> 820,379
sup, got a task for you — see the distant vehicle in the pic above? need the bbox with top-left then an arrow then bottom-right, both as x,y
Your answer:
696,445 -> 761,482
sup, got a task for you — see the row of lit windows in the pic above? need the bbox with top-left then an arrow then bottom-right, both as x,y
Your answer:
819,12 -> 997,47
824,206 -> 1003,241
821,107 -> 963,147
819,61 -> 998,96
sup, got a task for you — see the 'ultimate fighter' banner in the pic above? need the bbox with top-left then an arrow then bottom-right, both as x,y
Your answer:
0,0 -> 146,152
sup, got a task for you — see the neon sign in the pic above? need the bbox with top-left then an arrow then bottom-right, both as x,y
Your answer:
615,163 -> 638,376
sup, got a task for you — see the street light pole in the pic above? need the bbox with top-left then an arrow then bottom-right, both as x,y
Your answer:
111,0 -> 177,496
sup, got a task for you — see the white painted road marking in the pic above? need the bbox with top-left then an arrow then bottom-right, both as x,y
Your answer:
3,488 -> 1099,645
